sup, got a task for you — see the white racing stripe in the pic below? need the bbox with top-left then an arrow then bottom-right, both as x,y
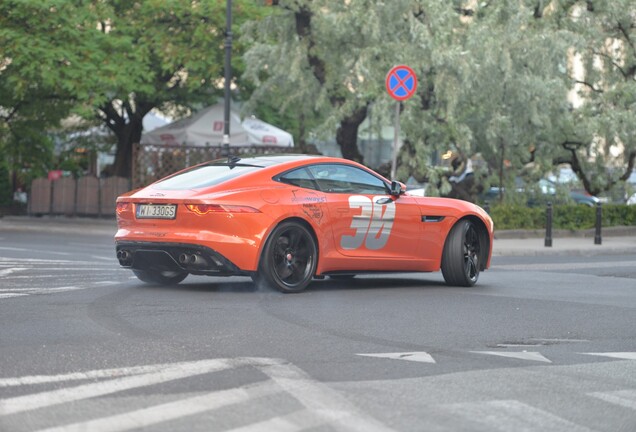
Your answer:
0,358 -> 234,415
36,382 -> 279,432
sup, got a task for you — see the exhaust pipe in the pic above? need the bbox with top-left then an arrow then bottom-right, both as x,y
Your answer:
178,253 -> 208,267
117,250 -> 132,266
179,253 -> 191,265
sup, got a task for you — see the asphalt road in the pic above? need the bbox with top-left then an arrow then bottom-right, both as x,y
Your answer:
1,226 -> 635,431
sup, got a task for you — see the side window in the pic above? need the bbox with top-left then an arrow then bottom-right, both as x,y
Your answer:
308,164 -> 388,194
278,168 -> 319,190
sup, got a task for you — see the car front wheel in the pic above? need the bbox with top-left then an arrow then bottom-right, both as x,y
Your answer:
259,221 -> 317,293
441,220 -> 481,287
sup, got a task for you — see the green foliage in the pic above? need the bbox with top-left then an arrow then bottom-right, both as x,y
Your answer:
490,204 -> 636,230
1,0 -> 268,178
489,205 -> 544,231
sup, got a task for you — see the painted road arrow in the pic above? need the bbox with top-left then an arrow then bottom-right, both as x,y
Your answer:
356,352 -> 436,364
471,351 -> 552,363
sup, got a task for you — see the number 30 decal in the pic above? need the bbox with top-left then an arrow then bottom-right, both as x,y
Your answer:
341,196 -> 396,250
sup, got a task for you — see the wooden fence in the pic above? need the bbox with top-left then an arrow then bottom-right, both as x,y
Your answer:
29,176 -> 130,217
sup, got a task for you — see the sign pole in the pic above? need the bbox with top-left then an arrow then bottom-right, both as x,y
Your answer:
385,65 -> 417,181
391,102 -> 400,180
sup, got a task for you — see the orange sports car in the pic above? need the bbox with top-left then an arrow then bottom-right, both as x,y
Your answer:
115,155 -> 493,292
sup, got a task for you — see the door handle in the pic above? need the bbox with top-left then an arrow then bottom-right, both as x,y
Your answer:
375,197 -> 392,205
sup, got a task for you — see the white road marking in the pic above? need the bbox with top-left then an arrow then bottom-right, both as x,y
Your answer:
495,261 -> 636,271
0,268 -> 28,277
581,352 -> 636,360
471,351 -> 552,363
357,352 -> 436,364
91,255 -> 115,261
0,359 -> 241,388
225,408 -> 344,432
0,246 -> 30,252
36,382 -> 279,432
0,357 -> 395,432
0,358 -> 234,415
434,399 -> 593,432
0,248 -> 71,256
257,359 -> 394,432
0,293 -> 29,299
589,390 -> 636,410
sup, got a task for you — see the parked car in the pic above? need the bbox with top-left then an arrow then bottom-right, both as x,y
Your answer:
115,155 -> 494,292
481,178 -> 599,206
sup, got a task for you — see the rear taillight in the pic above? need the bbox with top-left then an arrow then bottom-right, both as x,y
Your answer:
185,204 -> 260,215
116,202 -> 130,215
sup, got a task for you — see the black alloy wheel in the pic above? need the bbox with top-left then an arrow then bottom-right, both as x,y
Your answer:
441,220 -> 481,287
259,221 -> 317,293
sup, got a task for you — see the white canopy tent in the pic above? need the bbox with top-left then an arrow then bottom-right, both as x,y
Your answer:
141,104 -> 294,148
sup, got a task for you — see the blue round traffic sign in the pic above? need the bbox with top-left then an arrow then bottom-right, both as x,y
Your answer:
385,65 -> 418,101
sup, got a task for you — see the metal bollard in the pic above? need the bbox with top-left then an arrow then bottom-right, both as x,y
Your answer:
545,202 -> 553,247
594,202 -> 602,245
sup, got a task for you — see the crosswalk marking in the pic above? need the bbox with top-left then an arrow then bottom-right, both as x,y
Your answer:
224,408 -> 334,432
36,382 -> 279,432
589,390 -> 636,410
434,399 -> 594,432
0,357 -> 396,432
257,360 -> 394,432
0,359 -> 234,415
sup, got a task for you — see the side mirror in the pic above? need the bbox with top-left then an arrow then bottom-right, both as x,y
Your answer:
390,181 -> 406,196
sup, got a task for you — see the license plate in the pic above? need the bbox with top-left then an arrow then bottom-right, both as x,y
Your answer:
136,204 -> 177,219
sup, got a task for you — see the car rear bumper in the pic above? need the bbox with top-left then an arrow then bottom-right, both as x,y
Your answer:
115,241 -> 248,276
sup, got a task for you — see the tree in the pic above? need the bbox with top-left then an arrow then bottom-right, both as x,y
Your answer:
1,1 -> 267,180
243,1 -> 468,171
549,0 -> 636,196
0,0 -> 117,187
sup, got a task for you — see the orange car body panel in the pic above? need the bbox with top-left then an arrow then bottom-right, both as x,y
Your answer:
115,156 -> 494,275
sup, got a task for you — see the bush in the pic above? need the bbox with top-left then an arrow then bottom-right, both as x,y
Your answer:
489,203 -> 636,230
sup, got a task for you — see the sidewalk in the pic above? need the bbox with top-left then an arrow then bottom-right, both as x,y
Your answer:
1,216 -> 635,257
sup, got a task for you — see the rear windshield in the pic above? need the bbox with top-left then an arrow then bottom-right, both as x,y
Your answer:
152,164 -> 262,190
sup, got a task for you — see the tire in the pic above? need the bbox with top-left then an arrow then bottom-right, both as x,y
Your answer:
133,269 -> 188,285
441,220 -> 481,287
258,221 -> 317,293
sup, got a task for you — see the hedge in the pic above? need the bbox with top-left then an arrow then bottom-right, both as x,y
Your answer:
488,204 -> 636,230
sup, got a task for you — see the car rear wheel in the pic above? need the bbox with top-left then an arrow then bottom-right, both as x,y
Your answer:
132,269 -> 188,285
441,220 -> 481,287
259,221 -> 317,293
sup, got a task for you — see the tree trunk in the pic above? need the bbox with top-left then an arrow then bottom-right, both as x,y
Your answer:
112,114 -> 144,179
336,106 -> 367,163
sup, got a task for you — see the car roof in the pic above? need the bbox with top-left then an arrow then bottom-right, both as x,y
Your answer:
209,154 -> 325,167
